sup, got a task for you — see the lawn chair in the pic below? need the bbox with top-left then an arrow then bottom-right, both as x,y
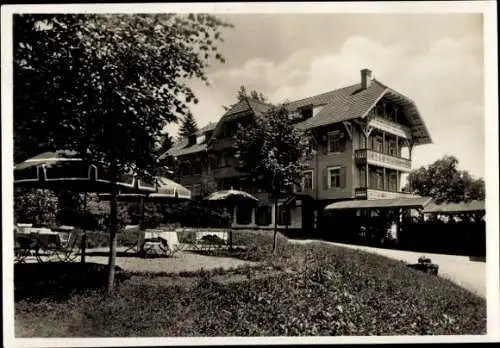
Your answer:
33,232 -> 62,263
55,230 -> 81,262
14,233 -> 36,263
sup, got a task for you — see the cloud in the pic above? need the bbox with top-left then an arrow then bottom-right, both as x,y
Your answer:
205,34 -> 485,177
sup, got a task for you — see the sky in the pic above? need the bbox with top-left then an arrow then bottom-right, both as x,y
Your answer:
163,13 -> 485,179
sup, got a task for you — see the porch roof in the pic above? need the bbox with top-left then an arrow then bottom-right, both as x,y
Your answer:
324,197 -> 432,210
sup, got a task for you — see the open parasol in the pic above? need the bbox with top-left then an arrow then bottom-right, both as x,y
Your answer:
203,188 -> 259,249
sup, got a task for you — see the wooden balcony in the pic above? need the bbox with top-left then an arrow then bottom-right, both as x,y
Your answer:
355,187 -> 416,200
355,149 -> 411,171
368,116 -> 411,139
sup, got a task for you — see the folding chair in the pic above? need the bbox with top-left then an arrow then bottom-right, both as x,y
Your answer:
55,231 -> 81,262
33,233 -> 62,263
14,233 -> 36,263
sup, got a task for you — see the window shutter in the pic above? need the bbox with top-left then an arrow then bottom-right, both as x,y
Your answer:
340,166 -> 347,188
323,167 -> 329,190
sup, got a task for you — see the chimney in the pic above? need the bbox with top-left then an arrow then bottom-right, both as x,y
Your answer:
361,69 -> 373,89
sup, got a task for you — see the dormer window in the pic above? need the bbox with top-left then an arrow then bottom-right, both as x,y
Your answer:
299,105 -> 313,121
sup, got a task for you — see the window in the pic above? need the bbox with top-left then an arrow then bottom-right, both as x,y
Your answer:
219,155 -> 226,168
277,205 -> 291,226
225,154 -> 233,167
208,156 -> 216,171
388,172 -> 398,192
301,170 -> 314,192
300,106 -> 313,120
193,161 -> 202,175
256,206 -> 272,226
374,169 -> 384,190
328,131 -> 344,153
193,184 -> 201,197
359,168 -> 366,188
374,136 -> 383,152
387,140 -> 396,156
328,167 -> 341,188
236,206 -> 252,225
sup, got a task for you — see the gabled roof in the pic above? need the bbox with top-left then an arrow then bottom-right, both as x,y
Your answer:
210,98 -> 272,140
291,80 -> 432,146
165,75 -> 432,158
197,122 -> 217,135
166,139 -> 207,158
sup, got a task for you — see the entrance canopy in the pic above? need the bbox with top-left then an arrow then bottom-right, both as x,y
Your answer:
324,197 -> 432,211
422,200 -> 485,214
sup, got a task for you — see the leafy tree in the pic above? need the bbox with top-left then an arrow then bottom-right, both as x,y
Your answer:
405,155 -> 485,203
14,188 -> 58,226
178,111 -> 199,138
14,13 -> 232,291
234,105 -> 313,252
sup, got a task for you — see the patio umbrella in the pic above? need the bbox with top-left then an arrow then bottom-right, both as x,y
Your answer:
98,175 -> 192,229
203,189 -> 259,249
14,150 -> 139,192
14,150 -> 150,262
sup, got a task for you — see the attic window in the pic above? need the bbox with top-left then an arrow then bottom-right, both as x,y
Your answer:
299,105 -> 313,120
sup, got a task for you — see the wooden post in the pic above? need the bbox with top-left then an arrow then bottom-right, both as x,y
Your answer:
396,170 -> 400,192
383,167 -> 386,191
229,206 -> 234,250
382,131 -> 386,154
107,162 -> 118,294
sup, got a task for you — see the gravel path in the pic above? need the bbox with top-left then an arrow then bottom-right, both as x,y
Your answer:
289,239 -> 486,298
83,247 -> 257,274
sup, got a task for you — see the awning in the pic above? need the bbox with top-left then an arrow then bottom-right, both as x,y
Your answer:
422,200 -> 485,214
324,197 -> 432,210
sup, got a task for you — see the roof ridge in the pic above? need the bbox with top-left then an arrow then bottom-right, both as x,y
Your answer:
287,83 -> 360,105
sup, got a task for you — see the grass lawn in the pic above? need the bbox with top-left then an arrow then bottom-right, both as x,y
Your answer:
15,230 -> 486,337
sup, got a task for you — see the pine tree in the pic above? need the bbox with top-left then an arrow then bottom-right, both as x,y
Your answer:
178,112 -> 199,138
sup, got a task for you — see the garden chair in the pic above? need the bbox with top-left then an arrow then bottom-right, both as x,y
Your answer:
55,231 -> 81,262
14,233 -> 36,263
33,232 -> 62,263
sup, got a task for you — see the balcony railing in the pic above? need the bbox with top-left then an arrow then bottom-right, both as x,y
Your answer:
355,149 -> 411,171
368,116 -> 411,139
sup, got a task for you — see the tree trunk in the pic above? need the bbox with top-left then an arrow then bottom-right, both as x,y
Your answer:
106,163 -> 118,294
272,193 -> 279,254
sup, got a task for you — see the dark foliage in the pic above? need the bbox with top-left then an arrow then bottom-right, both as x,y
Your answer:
178,111 -> 199,138
404,156 -> 485,203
